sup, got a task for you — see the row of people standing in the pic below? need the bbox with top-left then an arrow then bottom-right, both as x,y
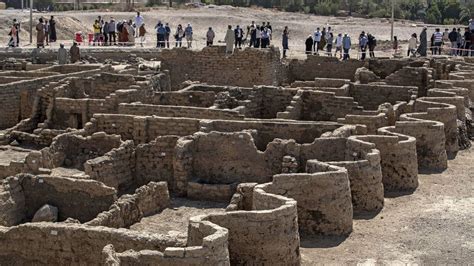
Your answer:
405,27 -> 473,57
34,16 -> 57,48
92,16 -> 144,46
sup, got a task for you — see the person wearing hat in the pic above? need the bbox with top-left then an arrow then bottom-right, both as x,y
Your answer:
58,43 -> 68,65
70,42 -> 80,63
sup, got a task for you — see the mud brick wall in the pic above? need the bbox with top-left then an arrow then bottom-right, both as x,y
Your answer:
288,56 -> 366,82
135,136 -> 179,189
87,114 -> 136,140
299,137 -> 384,214
85,140 -> 136,192
278,90 -> 362,121
0,174 -> 116,224
255,86 -> 297,119
335,138 -> 384,213
367,58 -> 418,78
435,79 -> 474,102
107,218 -> 230,265
118,103 -> 244,120
86,182 -> 170,228
173,131 -> 300,195
202,187 -> 300,265
87,114 -> 201,144
299,138 -> 347,166
80,73 -> 136,99
362,133 -> 418,192
0,175 -> 26,226
148,91 -> 216,107
201,120 -> 341,150
349,84 -> 417,110
0,223 -> 183,265
143,116 -> 201,143
263,162 -> 353,236
0,66 -> 107,129
384,66 -> 431,97
413,98 -> 460,155
338,113 -> 389,134
386,119 -> 447,171
158,46 -> 284,88
41,132 -> 122,170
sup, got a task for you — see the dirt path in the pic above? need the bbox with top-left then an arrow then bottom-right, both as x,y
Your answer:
301,142 -> 474,264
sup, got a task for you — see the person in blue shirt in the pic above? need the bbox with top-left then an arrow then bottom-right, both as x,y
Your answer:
185,23 -> 193,48
155,22 -> 166,48
165,23 -> 171,48
342,33 -> 351,60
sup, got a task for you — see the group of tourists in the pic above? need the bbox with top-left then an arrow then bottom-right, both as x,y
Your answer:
404,25 -> 474,58
303,28 -> 377,60
90,13 -> 145,46
34,16 -> 57,48
20,12 -> 474,60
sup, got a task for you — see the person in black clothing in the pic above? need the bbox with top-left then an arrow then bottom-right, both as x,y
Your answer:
165,23 -> 171,48
49,16 -> 57,43
464,27 -> 472,56
305,35 -> 313,55
234,25 -> 243,48
448,28 -> 458,55
367,33 -> 376,58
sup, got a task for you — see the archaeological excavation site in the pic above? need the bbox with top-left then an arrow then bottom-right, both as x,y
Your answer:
0,46 -> 473,265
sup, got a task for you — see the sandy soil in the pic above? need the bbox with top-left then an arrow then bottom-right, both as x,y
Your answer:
0,6 -> 463,56
301,142 -> 474,264
0,145 -> 31,165
49,167 -> 87,178
130,197 -> 226,242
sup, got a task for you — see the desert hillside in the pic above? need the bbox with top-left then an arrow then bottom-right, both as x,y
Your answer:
0,6 -> 463,50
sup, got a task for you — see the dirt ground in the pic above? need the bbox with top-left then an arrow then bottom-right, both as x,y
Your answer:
0,6 -> 464,57
301,142 -> 474,264
130,197 -> 226,243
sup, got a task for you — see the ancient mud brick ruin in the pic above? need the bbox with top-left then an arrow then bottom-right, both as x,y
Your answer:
0,46 -> 473,264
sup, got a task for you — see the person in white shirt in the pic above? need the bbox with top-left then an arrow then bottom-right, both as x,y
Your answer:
433,28 -> 443,55
313,27 -> 322,54
335,33 -> 343,58
408,33 -> 418,57
255,25 -> 261,48
135,12 -> 144,37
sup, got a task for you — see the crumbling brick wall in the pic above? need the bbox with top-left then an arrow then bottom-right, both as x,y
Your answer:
84,140 -> 136,191
86,182 -> 170,228
118,103 -> 244,120
158,46 -> 284,88
288,56 -> 366,82
278,90 -> 362,121
0,174 -> 116,225
0,66 -> 109,129
349,84 -> 417,110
